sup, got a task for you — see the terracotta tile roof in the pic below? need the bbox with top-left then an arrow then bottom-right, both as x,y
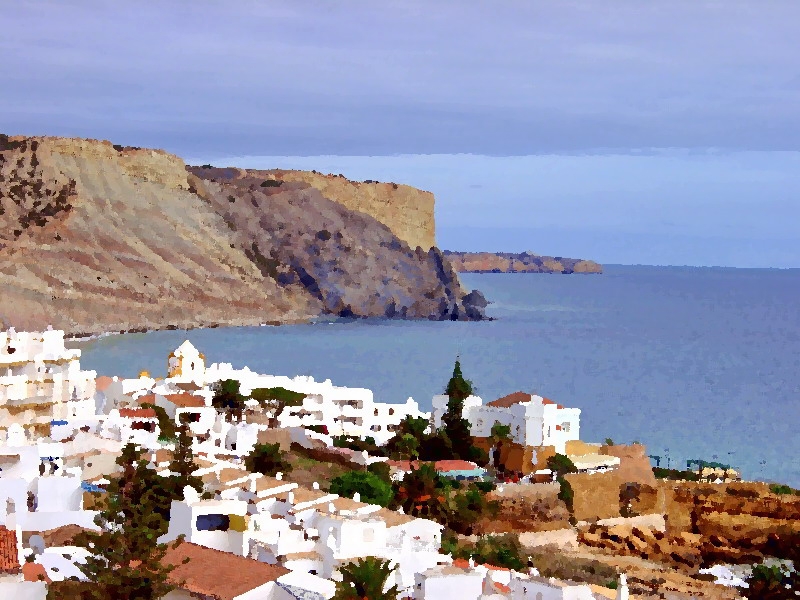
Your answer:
487,391 -> 531,408
163,393 -> 206,408
22,562 -> 50,583
119,407 -> 157,419
164,542 -> 288,600
0,526 -> 19,573
95,376 -> 114,392
137,394 -> 157,405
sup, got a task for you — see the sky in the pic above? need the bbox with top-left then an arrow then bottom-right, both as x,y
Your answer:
2,1 -> 799,267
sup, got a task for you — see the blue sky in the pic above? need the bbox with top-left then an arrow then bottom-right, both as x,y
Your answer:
2,2 -> 799,266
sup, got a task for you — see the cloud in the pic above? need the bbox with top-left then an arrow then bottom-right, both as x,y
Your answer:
1,1 -> 799,156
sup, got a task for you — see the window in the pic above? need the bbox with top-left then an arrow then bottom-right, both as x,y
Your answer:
388,408 -> 394,415
196,514 -> 230,531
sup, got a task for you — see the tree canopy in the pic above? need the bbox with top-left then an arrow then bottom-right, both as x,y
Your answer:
330,470 -> 394,507
244,442 -> 293,477
211,379 -> 247,421
250,386 -> 305,427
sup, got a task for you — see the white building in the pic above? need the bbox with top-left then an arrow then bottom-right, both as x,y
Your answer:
432,392 -> 581,455
161,340 -> 429,444
0,328 -> 96,434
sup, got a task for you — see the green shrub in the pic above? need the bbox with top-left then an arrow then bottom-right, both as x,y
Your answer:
769,484 -> 796,495
330,471 -> 394,507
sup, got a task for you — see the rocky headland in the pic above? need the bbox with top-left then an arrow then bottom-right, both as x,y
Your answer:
445,251 -> 603,274
0,134 -> 486,335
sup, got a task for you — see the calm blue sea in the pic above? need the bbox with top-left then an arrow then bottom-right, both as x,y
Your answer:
72,266 -> 800,487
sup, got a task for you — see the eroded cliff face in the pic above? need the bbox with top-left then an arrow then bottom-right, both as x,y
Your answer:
0,135 -> 313,334
445,251 -> 603,274
0,134 -> 483,334
254,168 -> 436,251
187,166 -> 484,321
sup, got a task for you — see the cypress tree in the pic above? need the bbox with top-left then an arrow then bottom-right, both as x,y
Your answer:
442,360 -> 477,460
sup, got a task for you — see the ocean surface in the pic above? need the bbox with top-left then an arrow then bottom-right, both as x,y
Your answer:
72,266 -> 800,487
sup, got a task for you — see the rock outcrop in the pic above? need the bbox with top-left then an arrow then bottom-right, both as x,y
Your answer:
0,135 -> 485,335
445,251 -> 603,274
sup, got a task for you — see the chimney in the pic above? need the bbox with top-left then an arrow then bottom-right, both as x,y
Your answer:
312,481 -> 320,490
276,472 -> 282,480
328,502 -> 336,513
353,492 -> 360,503
287,491 -> 295,504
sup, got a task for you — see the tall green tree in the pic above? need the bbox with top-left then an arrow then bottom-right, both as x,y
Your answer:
333,557 -> 399,600
168,418 -> 205,495
71,444 -> 186,600
211,379 -> 247,422
250,386 -> 306,427
441,360 -> 480,461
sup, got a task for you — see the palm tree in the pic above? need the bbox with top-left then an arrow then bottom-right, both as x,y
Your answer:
333,557 -> 399,600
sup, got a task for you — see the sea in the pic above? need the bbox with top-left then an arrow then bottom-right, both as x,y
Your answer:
72,265 -> 800,488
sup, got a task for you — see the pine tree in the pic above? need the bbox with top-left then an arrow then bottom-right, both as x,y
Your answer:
72,444 -> 186,600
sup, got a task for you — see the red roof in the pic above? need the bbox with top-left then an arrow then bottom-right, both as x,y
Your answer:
22,562 -> 50,583
119,408 -> 157,419
163,542 -> 288,600
163,393 -> 205,408
0,526 -> 19,573
487,391 -> 531,408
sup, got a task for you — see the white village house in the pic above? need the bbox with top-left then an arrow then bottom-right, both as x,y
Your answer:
0,328 -> 96,434
157,340 -> 429,444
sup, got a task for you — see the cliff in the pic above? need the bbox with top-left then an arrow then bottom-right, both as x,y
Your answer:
253,168 -> 435,251
187,166 -> 485,321
444,251 -> 603,274
0,134 -> 485,335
